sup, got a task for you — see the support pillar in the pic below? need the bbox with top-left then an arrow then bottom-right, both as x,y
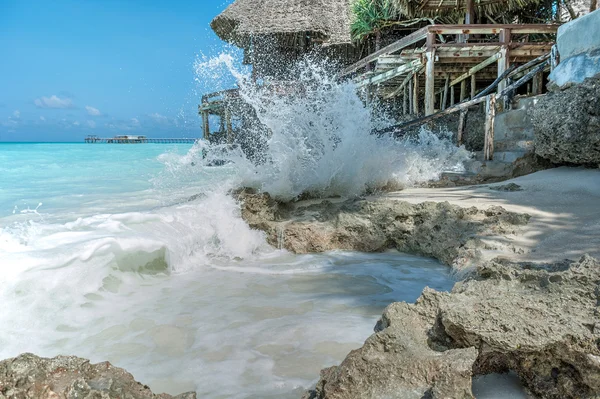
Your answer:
460,80 -> 467,101
470,74 -> 476,99
409,77 -> 414,115
413,73 -> 420,115
201,110 -> 210,140
442,75 -> 450,110
484,95 -> 496,161
497,29 -> 511,94
403,85 -> 408,115
424,34 -> 436,116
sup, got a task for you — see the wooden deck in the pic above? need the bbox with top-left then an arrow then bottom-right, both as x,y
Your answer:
343,24 -> 559,116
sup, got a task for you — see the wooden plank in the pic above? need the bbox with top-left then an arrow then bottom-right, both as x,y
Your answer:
340,27 -> 429,77
355,59 -> 422,88
427,24 -> 559,35
450,52 -> 500,87
425,50 -> 435,115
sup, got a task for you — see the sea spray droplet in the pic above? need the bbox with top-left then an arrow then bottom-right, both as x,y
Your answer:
194,52 -> 471,200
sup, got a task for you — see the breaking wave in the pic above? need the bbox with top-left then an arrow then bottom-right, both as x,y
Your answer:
192,53 -> 471,200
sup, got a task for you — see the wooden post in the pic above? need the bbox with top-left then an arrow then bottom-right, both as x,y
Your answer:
497,47 -> 510,95
201,110 -> 210,140
413,73 -> 420,115
442,75 -> 450,110
470,74 -> 476,99
457,109 -> 467,146
403,85 -> 408,115
425,34 -> 436,116
532,72 -> 544,95
225,109 -> 233,144
484,95 -> 496,161
465,0 -> 475,24
460,80 -> 467,101
450,85 -> 455,107
409,77 -> 414,115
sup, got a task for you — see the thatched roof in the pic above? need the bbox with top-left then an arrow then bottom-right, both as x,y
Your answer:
211,0 -> 353,48
393,0 -> 541,19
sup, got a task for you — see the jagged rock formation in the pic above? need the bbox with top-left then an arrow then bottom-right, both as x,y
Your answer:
238,191 -> 530,268
532,77 -> 600,166
304,255 -> 600,399
0,353 -> 196,399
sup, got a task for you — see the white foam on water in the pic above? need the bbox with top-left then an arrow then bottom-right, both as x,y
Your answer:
193,53 -> 472,200
0,52 -> 530,398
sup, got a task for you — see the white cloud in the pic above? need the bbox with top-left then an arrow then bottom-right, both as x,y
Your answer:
73,121 -> 81,126
85,106 -> 101,116
87,120 -> 96,128
34,95 -> 74,109
106,118 -> 140,131
13,110 -> 20,118
149,112 -> 169,124
40,116 -> 46,121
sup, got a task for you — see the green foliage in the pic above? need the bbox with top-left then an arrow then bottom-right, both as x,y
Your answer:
351,0 -> 399,42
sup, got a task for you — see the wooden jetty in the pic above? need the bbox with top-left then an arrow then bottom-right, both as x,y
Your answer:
84,135 -> 198,144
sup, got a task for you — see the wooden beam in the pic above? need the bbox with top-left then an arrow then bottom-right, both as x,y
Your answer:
442,74 -> 450,110
376,60 -> 550,134
384,67 -> 422,99
460,80 -> 467,101
497,47 -> 510,93
355,59 -> 422,88
413,73 -> 420,115
409,76 -> 414,115
201,110 -> 210,140
340,27 -> 428,77
403,85 -> 408,115
532,71 -> 544,95
225,109 -> 233,144
457,109 -> 467,146
497,29 -> 511,93
427,24 -> 559,35
425,50 -> 435,116
450,52 -> 501,87
450,85 -> 455,106
471,74 -> 476,99
465,0 -> 475,25
484,94 -> 496,161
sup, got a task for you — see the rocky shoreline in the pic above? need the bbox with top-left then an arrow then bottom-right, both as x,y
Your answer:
237,190 -> 530,271
234,170 -> 600,399
0,354 -> 196,399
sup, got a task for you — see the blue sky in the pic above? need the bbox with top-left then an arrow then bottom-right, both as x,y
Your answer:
0,0 -> 239,142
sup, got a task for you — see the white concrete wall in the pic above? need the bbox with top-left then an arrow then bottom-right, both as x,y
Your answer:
549,9 -> 600,87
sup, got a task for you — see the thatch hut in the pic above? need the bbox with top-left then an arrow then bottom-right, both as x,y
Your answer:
211,0 -> 362,79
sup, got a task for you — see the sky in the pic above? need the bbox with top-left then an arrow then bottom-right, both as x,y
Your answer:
0,0 -> 240,142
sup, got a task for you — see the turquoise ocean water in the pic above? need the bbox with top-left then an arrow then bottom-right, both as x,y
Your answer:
0,143 -> 523,398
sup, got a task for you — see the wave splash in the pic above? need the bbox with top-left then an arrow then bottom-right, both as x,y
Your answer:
193,53 -> 471,200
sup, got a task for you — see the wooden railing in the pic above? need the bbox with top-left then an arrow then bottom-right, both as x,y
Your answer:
340,23 -> 559,78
